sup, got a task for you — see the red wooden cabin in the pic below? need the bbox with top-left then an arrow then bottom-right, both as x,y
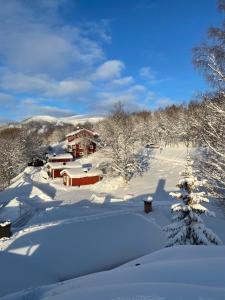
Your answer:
60,168 -> 103,186
48,153 -> 73,163
46,161 -> 82,179
66,128 -> 98,158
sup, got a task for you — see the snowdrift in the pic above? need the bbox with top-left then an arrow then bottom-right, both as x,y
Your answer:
0,213 -> 164,297
3,245 -> 225,300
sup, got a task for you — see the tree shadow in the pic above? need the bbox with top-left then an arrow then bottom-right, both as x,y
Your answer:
151,179 -> 170,202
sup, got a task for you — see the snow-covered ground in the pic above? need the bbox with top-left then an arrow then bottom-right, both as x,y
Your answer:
0,145 -> 225,299
3,245 -> 225,300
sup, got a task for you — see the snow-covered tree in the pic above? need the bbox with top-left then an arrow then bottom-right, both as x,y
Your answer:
192,1 -> 225,200
163,153 -> 222,246
193,93 -> 225,199
95,103 -> 143,183
193,0 -> 225,88
0,127 -> 46,189
0,128 -> 26,187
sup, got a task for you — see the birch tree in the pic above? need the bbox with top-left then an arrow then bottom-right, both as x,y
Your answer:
95,104 -> 143,182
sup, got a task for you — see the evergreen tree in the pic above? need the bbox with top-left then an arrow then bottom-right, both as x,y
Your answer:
163,153 -> 222,246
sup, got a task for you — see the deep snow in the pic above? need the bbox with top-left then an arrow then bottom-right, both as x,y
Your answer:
0,145 -> 225,299
2,246 -> 225,300
0,213 -> 165,297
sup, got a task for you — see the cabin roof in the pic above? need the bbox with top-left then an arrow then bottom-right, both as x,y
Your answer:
46,161 -> 82,170
67,137 -> 97,145
66,128 -> 98,138
48,153 -> 73,160
60,168 -> 103,178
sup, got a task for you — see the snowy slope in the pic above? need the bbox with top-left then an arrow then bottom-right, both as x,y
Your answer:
22,114 -> 104,126
0,213 -> 165,298
3,245 -> 225,300
1,146 -> 225,242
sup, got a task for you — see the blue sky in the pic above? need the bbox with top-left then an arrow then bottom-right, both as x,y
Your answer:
0,0 -> 223,122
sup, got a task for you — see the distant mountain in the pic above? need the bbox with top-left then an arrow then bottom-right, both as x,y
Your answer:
22,114 -> 104,126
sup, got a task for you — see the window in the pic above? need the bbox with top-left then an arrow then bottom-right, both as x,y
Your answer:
79,151 -> 84,156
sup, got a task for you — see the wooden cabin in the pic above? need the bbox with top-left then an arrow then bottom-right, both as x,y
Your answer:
66,128 -> 98,158
48,153 -> 73,163
60,168 -> 103,186
46,161 -> 82,179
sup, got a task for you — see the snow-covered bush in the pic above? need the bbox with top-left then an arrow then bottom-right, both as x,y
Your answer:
164,154 -> 222,246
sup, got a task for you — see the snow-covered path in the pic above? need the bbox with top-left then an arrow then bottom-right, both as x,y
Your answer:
111,147 -> 185,201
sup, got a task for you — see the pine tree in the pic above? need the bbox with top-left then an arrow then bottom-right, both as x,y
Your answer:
163,153 -> 222,246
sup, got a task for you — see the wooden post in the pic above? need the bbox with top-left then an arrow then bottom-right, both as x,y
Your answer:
0,221 -> 12,239
143,196 -> 153,213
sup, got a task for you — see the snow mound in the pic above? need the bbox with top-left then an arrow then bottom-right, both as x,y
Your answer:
3,245 -> 225,300
91,176 -> 125,192
0,213 -> 165,298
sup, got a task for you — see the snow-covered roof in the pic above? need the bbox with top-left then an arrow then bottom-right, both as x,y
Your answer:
67,137 -> 97,145
0,220 -> 11,227
48,153 -> 73,160
46,161 -> 82,170
60,168 -> 103,178
66,128 -> 98,138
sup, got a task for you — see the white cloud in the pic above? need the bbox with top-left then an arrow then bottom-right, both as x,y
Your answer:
93,60 -> 125,80
139,66 -> 171,85
30,105 -> 75,117
82,19 -> 111,44
18,98 -> 75,118
112,76 -> 134,86
92,90 -> 150,113
0,71 -> 51,93
0,70 -> 92,97
139,67 -> 157,83
0,1 -> 106,76
0,92 -> 16,105
0,1 -> 174,120
46,79 -> 92,97
128,85 -> 146,93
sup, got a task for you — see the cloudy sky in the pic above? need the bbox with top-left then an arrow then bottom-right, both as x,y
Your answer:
0,0 -> 222,122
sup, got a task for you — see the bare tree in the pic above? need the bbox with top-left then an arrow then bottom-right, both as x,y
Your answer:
193,1 -> 225,88
0,128 -> 26,187
194,93 -> 225,199
192,1 -> 225,200
95,104 -> 143,183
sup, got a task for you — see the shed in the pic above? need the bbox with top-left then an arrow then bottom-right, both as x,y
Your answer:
48,153 -> 73,163
46,161 -> 82,179
60,168 -> 103,186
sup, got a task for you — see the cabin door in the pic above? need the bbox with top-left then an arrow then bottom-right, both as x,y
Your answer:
63,175 -> 67,185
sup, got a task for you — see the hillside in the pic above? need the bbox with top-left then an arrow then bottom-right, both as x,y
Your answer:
22,114 -> 104,126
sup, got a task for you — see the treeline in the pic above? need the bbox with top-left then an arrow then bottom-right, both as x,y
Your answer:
0,127 -> 45,189
0,121 -> 94,189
